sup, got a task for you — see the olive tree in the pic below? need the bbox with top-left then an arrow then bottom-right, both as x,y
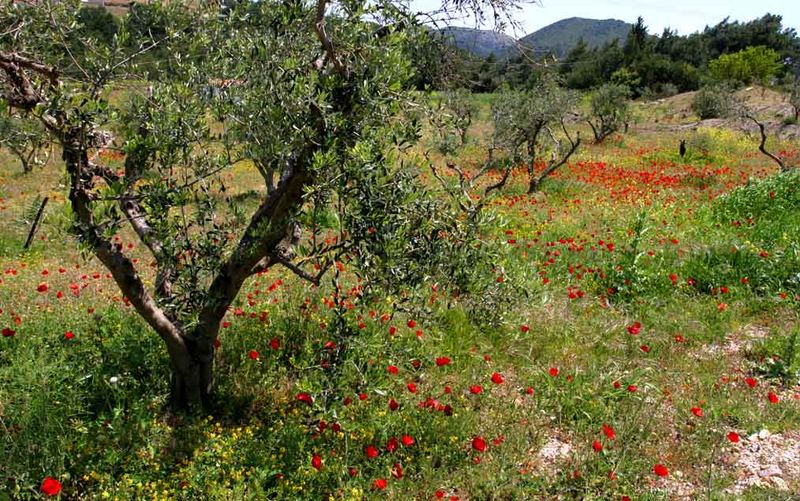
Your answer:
0,0 -> 514,409
428,88 -> 475,153
0,103 -> 50,173
492,76 -> 581,193
587,83 -> 631,143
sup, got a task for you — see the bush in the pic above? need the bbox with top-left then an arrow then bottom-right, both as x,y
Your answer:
691,85 -> 736,119
708,46 -> 781,86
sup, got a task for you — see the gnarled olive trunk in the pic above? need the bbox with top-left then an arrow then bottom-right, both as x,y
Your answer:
169,336 -> 215,410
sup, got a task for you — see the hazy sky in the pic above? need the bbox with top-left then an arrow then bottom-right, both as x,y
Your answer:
412,0 -> 799,38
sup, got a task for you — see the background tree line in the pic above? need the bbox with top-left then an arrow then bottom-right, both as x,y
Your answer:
424,14 -> 800,96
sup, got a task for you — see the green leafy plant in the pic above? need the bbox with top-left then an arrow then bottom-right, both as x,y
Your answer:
587,83 -> 631,143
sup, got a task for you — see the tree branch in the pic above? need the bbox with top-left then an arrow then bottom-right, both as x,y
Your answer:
313,0 -> 346,76
61,133 -> 189,372
0,51 -> 58,110
747,114 -> 787,173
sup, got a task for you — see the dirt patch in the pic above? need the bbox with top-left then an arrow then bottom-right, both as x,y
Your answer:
723,429 -> 800,495
521,430 -> 573,477
690,324 -> 770,361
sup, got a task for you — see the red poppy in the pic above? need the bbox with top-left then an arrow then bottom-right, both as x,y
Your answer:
348,467 -> 358,477
727,432 -> 740,443
639,344 -> 651,353
401,434 -> 414,446
372,478 -> 388,490
40,477 -> 62,497
365,445 -> 380,458
548,367 -> 559,377
525,387 -> 534,395
592,440 -> 602,452
248,350 -> 259,360
358,392 -> 368,401
436,357 -> 451,367
472,436 -> 487,452
2,327 -> 15,338
520,324 -> 530,333
745,377 -> 757,388
627,322 -> 641,335
491,372 -> 504,384
387,365 -> 399,375
389,326 -> 397,336
469,385 -> 482,395
37,282 -> 48,293
407,319 -> 416,328
388,399 -> 399,411
391,463 -> 403,479
269,337 -> 280,350
627,384 -> 637,392
768,391 -> 779,404
64,331 -> 75,340
653,464 -> 669,477
691,406 -> 703,417
674,335 -> 685,343
601,423 -> 616,440
311,454 -> 322,470
386,437 -> 398,453
296,393 -> 313,405
407,382 -> 417,393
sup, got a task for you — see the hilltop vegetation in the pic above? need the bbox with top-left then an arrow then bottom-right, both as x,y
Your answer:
519,17 -> 632,59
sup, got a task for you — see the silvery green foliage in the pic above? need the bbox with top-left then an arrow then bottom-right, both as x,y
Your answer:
491,76 -> 580,192
492,76 -> 576,158
588,83 -> 631,142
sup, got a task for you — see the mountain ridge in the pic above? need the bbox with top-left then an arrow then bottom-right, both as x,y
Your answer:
438,17 -> 633,59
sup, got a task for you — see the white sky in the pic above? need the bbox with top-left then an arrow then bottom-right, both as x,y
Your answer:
411,0 -> 800,38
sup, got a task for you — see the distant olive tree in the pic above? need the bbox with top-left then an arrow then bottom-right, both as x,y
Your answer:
587,83 -> 631,143
492,77 -> 581,193
428,88 -> 475,154
0,0 -> 515,409
0,102 -> 50,173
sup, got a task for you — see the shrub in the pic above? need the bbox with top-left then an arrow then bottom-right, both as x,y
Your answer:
691,85 -> 736,119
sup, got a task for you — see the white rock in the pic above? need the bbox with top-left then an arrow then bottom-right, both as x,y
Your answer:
758,465 -> 782,478
769,476 -> 789,490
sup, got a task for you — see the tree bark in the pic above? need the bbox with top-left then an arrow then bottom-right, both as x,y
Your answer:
169,337 -> 214,410
527,176 -> 539,194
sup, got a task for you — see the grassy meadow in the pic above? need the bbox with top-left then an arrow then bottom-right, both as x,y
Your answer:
1,89 -> 799,500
